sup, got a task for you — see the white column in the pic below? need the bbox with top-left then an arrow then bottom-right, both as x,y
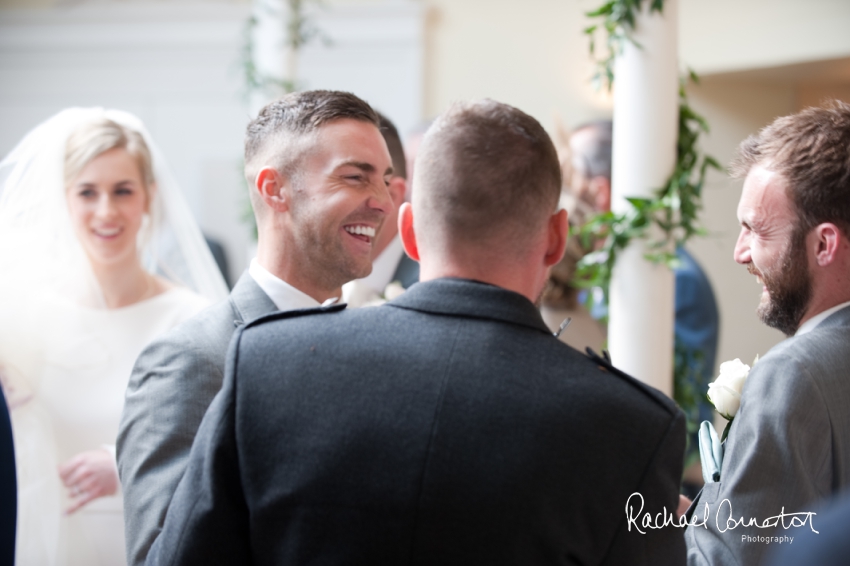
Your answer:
608,0 -> 678,397
250,0 -> 294,114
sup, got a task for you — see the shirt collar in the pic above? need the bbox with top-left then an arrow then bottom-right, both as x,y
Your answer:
249,258 -> 330,311
795,300 -> 850,336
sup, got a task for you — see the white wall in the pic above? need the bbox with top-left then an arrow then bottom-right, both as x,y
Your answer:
680,0 -> 850,75
422,0 -> 850,123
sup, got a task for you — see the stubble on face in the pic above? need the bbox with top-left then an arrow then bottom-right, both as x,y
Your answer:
288,178 -> 383,292
749,226 -> 812,336
284,120 -> 391,294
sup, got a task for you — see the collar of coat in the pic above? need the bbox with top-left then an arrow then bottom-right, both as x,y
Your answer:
388,277 -> 552,336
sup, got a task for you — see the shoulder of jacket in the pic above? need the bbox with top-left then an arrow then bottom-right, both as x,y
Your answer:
139,298 -> 236,356
242,303 -> 347,331
584,348 -> 682,418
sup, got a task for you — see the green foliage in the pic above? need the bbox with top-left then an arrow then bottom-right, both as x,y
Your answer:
240,0 -> 325,239
584,0 -> 664,91
674,339 -> 707,466
577,1 -> 722,472
575,75 -> 720,304
240,0 -> 324,103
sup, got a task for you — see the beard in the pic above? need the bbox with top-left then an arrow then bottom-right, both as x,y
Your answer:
750,227 -> 812,336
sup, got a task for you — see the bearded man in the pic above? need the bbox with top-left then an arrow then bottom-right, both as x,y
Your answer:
685,100 -> 850,566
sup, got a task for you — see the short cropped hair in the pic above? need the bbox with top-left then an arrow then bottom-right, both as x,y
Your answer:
731,100 -> 850,236
376,112 -> 406,180
65,118 -> 154,191
244,90 -> 380,200
414,99 -> 561,251
572,119 -> 612,181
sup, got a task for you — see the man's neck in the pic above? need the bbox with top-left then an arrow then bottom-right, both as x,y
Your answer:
798,267 -> 850,331
255,243 -> 340,304
418,252 -> 546,305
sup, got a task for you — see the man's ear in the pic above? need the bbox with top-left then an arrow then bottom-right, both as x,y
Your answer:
399,202 -> 419,261
588,176 -> 611,213
255,167 -> 288,212
544,208 -> 569,267
813,222 -> 842,267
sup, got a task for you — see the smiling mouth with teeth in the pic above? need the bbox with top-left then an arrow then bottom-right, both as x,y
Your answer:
344,225 -> 376,242
94,227 -> 122,237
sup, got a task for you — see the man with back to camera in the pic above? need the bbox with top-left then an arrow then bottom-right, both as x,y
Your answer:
685,101 -> 850,565
117,90 -> 393,566
342,112 -> 419,306
146,98 -> 686,566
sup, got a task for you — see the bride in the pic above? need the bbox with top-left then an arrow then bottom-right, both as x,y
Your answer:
0,108 -> 228,565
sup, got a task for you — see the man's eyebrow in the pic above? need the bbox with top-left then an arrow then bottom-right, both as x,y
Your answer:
338,161 -> 375,173
336,161 -> 394,177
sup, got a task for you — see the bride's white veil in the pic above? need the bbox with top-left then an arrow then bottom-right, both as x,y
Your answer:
0,107 -> 229,307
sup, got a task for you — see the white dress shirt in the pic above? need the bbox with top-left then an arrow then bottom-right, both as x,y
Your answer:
249,258 -> 326,311
795,300 -> 850,336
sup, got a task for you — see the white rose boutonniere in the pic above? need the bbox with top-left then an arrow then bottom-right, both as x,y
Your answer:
707,355 -> 758,441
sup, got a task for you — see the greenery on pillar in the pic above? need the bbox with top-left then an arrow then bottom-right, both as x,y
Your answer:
240,0 -> 325,239
576,0 -> 720,462
240,0 -> 324,101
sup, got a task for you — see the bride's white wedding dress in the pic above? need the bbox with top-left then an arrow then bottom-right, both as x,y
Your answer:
2,287 -> 208,566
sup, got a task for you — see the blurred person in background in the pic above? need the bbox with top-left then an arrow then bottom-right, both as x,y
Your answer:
0,108 -> 227,565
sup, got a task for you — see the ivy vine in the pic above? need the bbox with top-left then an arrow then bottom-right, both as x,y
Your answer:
240,0 -> 325,102
575,0 -> 720,307
576,0 -> 721,464
240,0 -> 325,239
575,73 -> 720,298
583,0 -> 664,91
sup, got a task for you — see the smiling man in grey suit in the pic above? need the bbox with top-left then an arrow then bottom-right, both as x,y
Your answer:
685,101 -> 850,565
147,99 -> 686,566
117,90 -> 393,566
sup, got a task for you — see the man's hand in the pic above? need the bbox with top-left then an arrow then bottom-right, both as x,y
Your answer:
58,447 -> 119,514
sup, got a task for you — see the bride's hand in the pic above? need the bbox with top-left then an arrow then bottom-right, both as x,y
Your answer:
58,447 -> 119,514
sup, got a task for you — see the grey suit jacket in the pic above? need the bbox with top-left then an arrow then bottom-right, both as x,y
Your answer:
148,278 -> 686,566
117,272 -> 276,566
685,305 -> 850,565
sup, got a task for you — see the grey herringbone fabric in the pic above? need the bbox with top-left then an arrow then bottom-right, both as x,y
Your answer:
117,273 -> 276,566
686,306 -> 850,566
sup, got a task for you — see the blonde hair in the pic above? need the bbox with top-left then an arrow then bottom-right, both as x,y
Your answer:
64,117 -> 155,191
